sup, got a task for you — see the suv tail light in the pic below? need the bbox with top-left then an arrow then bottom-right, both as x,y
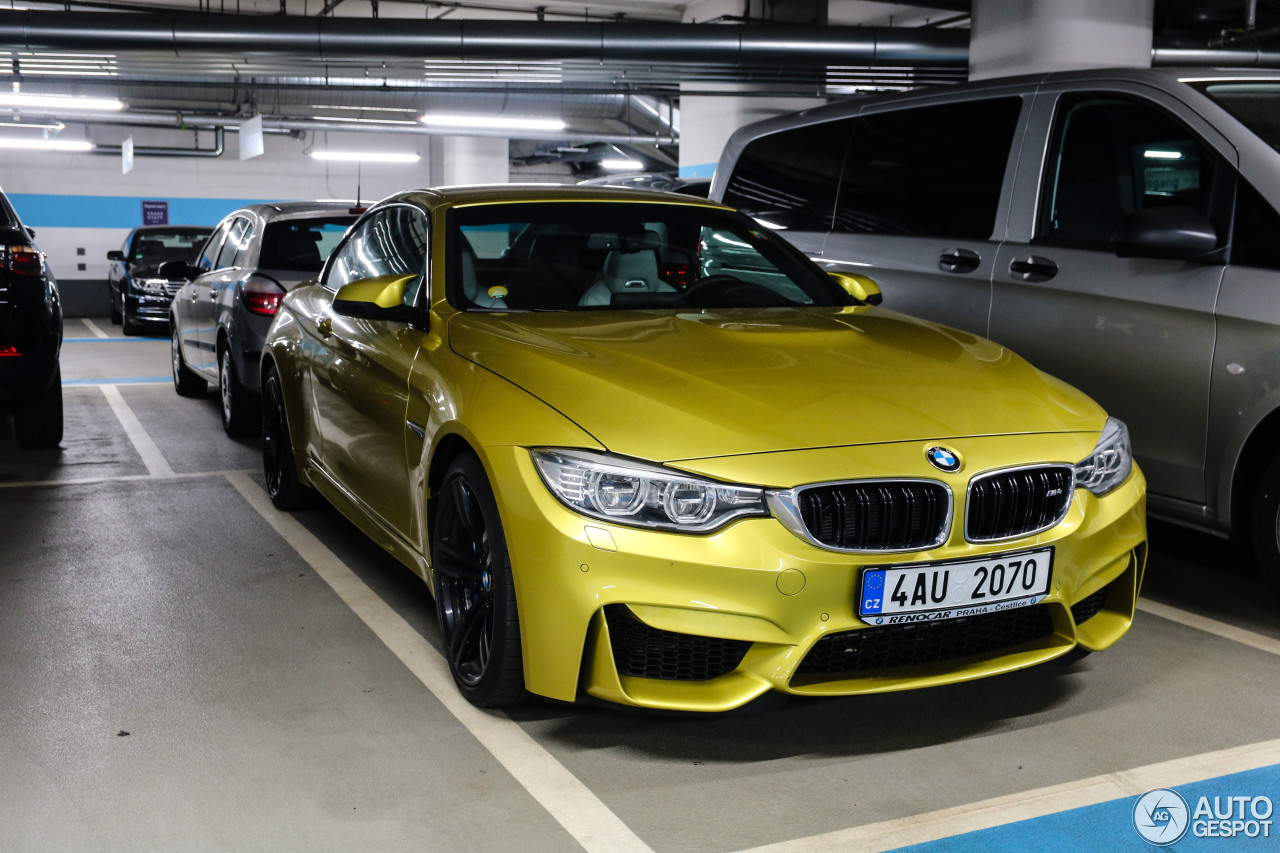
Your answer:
0,344 -> 20,356
0,245 -> 42,277
242,274 -> 285,316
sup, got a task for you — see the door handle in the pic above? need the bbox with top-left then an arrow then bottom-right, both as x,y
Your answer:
939,248 -> 981,274
209,286 -> 218,301
1009,255 -> 1059,282
316,316 -> 332,338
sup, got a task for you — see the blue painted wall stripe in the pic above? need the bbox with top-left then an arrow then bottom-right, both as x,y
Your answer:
8,193 -> 290,229
678,163 -> 717,179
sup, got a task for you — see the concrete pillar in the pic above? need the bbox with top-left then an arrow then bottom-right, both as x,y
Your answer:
431,136 -> 509,186
969,0 -> 1154,81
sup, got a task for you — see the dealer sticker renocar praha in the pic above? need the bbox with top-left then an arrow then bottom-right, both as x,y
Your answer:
1134,788 -> 1275,845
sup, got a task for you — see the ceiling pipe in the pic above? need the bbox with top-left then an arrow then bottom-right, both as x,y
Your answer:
17,109 -> 676,144
0,10 -> 971,66
90,126 -> 225,158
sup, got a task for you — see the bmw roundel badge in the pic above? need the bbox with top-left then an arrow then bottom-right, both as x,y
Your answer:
926,446 -> 961,472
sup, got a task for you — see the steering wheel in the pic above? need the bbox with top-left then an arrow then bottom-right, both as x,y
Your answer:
681,275 -> 782,307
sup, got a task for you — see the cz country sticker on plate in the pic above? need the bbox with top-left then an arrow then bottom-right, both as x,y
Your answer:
858,547 -> 1053,624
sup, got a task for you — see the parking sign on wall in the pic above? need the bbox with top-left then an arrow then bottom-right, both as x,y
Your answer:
142,200 -> 169,225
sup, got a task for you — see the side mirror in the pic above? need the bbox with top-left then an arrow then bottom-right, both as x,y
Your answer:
107,250 -> 125,262
1113,206 -> 1218,261
829,272 -> 883,306
332,273 -> 420,324
158,260 -> 196,280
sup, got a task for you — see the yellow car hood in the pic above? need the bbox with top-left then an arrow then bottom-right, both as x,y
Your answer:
448,308 -> 1105,462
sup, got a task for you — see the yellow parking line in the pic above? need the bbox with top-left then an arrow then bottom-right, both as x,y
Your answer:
225,471 -> 655,853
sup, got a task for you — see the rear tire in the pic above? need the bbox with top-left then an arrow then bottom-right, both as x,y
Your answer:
13,367 -> 63,448
170,322 -> 207,398
1251,453 -> 1280,593
432,452 -> 528,707
261,364 -> 316,511
218,344 -> 260,437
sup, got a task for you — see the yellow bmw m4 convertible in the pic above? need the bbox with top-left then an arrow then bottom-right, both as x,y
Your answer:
260,186 -> 1146,711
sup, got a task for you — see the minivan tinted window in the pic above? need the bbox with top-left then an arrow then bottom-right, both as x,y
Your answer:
721,119 -> 852,231
1192,81 -> 1280,154
833,97 -> 1022,239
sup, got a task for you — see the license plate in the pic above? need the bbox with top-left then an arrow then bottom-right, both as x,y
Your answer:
858,548 -> 1054,624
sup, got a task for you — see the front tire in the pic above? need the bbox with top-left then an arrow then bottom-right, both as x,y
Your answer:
1251,453 -> 1280,592
170,323 -> 207,397
432,453 -> 528,707
121,299 -> 141,336
261,364 -> 316,511
13,367 -> 63,448
109,289 -> 122,325
218,344 -> 260,437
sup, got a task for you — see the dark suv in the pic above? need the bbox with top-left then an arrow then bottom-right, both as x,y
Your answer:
0,189 -> 62,447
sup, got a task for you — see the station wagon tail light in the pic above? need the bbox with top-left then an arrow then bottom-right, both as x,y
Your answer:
531,448 -> 769,533
1074,417 -> 1133,496
0,245 -> 41,277
0,344 -> 19,356
242,275 -> 285,316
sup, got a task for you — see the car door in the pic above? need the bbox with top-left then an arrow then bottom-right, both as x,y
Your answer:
178,219 -> 231,374
310,205 -> 429,537
989,85 -> 1235,507
818,93 -> 1029,334
193,216 -> 251,372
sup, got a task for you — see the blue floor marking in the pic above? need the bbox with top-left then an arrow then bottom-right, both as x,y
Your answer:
890,764 -> 1280,852
64,377 -> 170,386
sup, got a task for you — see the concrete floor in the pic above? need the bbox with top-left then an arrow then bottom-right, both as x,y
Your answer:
3,318 -> 1280,852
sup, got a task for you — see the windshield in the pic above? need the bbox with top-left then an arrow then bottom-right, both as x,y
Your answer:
259,217 -> 355,272
1191,81 -> 1280,153
450,201 -> 846,311
131,228 -> 213,264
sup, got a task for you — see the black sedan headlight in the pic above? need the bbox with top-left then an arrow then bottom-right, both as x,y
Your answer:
531,448 -> 769,533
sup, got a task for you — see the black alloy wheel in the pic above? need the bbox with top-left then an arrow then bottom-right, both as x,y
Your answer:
261,364 -> 314,511
218,345 -> 260,437
170,322 -> 207,397
432,453 -> 528,707
1251,453 -> 1280,594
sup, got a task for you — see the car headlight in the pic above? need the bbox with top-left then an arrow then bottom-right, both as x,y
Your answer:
133,277 -> 169,295
531,448 -> 769,533
1074,416 -> 1133,496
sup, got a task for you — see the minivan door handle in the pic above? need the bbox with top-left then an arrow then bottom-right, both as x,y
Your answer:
1009,255 -> 1059,282
939,248 -> 981,274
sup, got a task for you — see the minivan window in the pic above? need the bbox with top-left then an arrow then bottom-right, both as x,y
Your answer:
833,97 -> 1022,238
1192,81 -> 1280,154
1039,95 -> 1219,247
1232,179 -> 1280,271
721,119 -> 852,231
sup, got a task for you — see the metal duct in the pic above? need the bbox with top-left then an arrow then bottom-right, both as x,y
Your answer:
0,10 -> 971,66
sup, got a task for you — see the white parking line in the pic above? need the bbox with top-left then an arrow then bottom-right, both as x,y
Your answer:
99,384 -> 175,478
0,469 -> 253,490
80,318 -> 110,339
225,471 -> 655,853
733,738 -> 1280,853
1137,598 -> 1280,657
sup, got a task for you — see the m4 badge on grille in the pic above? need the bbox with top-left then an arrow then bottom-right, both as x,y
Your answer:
926,446 -> 961,473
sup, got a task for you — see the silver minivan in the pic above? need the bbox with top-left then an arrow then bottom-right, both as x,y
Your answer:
713,67 -> 1280,586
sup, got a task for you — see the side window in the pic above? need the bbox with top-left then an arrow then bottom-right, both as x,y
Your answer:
1232,180 -> 1280,271
1039,95 -> 1219,247
721,119 -> 852,231
326,206 -> 428,307
231,220 -> 257,268
834,97 -> 1022,238
196,220 -> 232,272
215,218 -> 249,269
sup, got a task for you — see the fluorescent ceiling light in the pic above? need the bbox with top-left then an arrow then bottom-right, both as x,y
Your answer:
0,121 -> 65,131
600,158 -> 643,171
1143,149 -> 1184,160
0,93 -> 123,110
310,150 -> 420,163
0,138 -> 93,151
420,113 -> 565,131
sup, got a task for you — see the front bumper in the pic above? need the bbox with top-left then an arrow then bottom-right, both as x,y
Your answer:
480,430 -> 1147,712
126,289 -> 178,322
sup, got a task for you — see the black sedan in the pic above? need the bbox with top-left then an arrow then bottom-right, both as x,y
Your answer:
0,188 -> 62,447
166,202 -> 357,435
107,225 -> 213,336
